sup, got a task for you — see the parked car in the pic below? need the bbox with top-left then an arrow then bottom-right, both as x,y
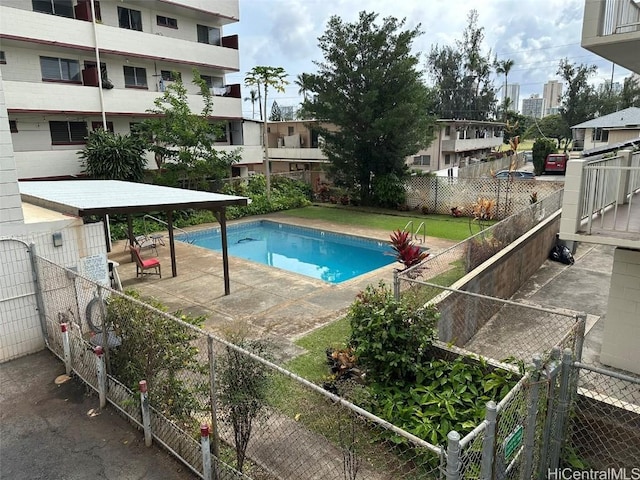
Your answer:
544,153 -> 568,174
523,151 -> 533,162
494,169 -> 536,180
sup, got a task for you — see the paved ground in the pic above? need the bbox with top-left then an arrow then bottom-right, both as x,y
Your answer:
0,350 -> 196,480
108,213 -> 457,359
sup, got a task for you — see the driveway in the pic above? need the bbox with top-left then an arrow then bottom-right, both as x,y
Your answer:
0,350 -> 196,480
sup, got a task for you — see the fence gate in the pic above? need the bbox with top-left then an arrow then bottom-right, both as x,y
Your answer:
0,239 -> 45,362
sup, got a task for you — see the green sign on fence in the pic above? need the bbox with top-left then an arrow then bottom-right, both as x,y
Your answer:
504,425 -> 523,460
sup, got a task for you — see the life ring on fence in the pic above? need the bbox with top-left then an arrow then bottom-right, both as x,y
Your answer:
85,296 -> 106,333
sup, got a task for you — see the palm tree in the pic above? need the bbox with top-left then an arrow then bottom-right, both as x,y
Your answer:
294,73 -> 310,101
244,89 -> 259,119
495,58 -> 515,118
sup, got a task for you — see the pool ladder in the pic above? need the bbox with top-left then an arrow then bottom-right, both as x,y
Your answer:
403,220 -> 426,244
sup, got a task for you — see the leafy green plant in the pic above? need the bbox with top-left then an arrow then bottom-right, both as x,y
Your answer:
371,173 -> 407,209
217,333 -> 273,473
78,129 -> 147,182
347,282 -> 438,385
532,138 -> 557,175
106,290 -> 207,423
389,229 -> 429,270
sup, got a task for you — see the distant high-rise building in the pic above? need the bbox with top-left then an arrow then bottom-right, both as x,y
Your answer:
543,80 -> 563,116
522,94 -> 544,118
503,83 -> 520,112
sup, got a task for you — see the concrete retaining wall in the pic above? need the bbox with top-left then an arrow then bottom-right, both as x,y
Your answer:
436,210 -> 562,346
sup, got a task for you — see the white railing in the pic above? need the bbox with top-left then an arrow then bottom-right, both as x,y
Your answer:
581,151 -> 640,235
602,0 -> 640,35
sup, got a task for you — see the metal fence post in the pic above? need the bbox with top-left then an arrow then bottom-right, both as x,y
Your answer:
393,270 -> 400,300
94,346 -> 107,409
549,349 -> 573,469
27,242 -> 48,342
61,323 -> 71,375
445,431 -> 461,480
207,336 -> 221,465
521,355 -> 543,480
480,401 -> 497,480
139,380 -> 152,447
538,346 -> 561,479
201,424 -> 212,480
574,313 -> 587,363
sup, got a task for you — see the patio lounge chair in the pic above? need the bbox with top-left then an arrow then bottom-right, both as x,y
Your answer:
125,234 -> 158,255
132,247 -> 161,278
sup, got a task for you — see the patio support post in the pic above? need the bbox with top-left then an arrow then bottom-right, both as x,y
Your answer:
126,215 -> 134,248
167,210 -> 177,277
215,209 -> 230,296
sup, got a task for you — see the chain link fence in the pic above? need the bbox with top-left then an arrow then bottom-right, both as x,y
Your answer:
37,255 -> 444,480
564,362 -> 640,470
395,188 -> 564,300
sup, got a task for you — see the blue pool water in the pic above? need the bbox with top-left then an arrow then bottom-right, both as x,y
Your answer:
178,220 -> 395,284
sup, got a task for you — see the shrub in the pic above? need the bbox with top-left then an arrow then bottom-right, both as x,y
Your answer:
532,138 -> 557,175
371,173 -> 407,208
347,282 -> 438,385
79,129 -> 147,182
389,229 -> 429,270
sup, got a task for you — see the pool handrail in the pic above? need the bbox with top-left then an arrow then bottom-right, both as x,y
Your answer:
143,214 -> 194,244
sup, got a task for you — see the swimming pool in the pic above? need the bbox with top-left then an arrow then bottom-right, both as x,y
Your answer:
179,220 -> 395,284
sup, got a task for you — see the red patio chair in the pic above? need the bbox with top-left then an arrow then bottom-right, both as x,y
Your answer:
132,247 -> 161,278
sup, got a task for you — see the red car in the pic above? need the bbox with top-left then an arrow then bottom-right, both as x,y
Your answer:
544,153 -> 568,174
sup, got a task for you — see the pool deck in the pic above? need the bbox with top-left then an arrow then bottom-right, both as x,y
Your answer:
109,213 -> 457,360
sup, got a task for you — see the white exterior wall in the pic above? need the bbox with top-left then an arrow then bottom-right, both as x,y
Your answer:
0,0 -> 241,179
0,68 -> 24,225
600,247 -> 640,375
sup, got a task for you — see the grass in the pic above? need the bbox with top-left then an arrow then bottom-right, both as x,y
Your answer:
279,205 -> 473,241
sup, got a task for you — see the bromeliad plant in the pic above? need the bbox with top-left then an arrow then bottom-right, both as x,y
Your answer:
389,229 -> 429,270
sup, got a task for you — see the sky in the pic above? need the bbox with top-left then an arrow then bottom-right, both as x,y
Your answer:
224,0 -> 632,119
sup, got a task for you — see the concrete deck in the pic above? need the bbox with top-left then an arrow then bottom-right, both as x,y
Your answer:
109,213 -> 457,358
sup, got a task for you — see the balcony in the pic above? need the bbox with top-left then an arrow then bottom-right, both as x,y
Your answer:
0,6 -> 239,72
3,80 -> 241,119
560,149 -> 640,249
441,136 -> 503,153
582,0 -> 640,74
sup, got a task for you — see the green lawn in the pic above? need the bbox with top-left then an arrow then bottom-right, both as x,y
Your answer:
279,205 -> 473,241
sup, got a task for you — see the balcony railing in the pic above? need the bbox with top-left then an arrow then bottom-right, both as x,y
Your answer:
560,149 -> 640,248
601,0 -> 640,35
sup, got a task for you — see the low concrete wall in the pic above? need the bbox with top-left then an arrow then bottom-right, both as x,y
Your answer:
436,210 -> 562,346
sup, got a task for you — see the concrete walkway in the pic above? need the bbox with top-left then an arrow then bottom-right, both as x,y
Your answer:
0,350 -> 196,480
109,213 -> 457,360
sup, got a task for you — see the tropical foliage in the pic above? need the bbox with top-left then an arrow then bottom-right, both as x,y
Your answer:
300,11 -> 436,206
389,229 -> 429,270
78,128 -> 147,182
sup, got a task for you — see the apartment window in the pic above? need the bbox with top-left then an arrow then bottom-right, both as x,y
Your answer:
49,121 -> 88,144
0,51 -> 6,64
32,0 -> 73,18
444,154 -> 451,165
9,120 -> 18,133
200,75 -> 224,89
197,25 -> 221,45
157,15 -> 177,29
592,128 -> 609,142
40,56 -> 80,82
160,70 -> 181,82
444,125 -> 451,135
123,66 -> 147,88
413,155 -> 431,166
91,121 -> 114,132
288,126 -> 295,136
118,6 -> 142,31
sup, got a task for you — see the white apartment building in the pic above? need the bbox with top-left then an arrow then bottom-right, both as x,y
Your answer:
0,0 -> 242,180
542,80 -> 562,116
521,94 -> 543,118
502,83 -> 520,112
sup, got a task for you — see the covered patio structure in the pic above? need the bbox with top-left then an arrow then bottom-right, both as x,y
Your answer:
19,180 -> 249,295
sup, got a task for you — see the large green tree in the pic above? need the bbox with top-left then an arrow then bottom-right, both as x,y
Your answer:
524,114 -> 570,150
428,10 -> 497,120
557,59 -> 598,130
144,69 -> 238,189
302,11 -> 436,206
